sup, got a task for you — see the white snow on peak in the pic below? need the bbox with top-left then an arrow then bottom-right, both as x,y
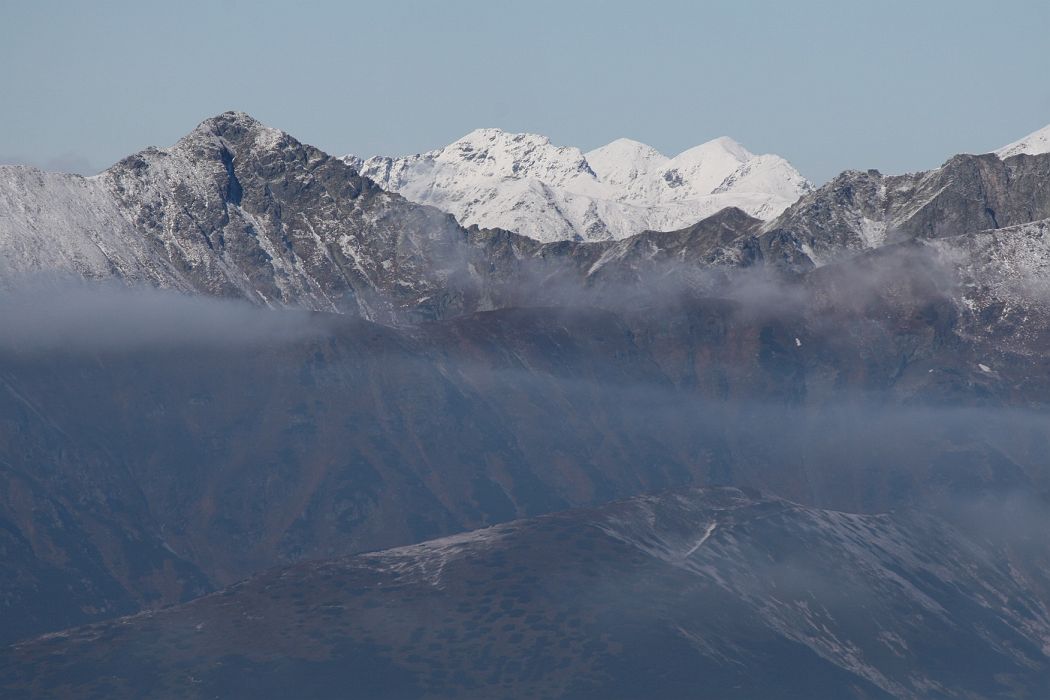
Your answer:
435,128 -> 597,189
996,123 -> 1050,158
662,137 -> 754,195
586,136 -> 757,207
585,138 -> 669,191
348,129 -> 812,243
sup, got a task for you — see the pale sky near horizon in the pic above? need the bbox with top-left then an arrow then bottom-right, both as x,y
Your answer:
1,0 -> 1048,183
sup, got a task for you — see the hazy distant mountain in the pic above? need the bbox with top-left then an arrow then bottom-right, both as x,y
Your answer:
6,486 -> 1050,699
346,128 -> 811,242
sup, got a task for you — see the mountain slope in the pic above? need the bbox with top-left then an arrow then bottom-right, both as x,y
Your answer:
756,151 -> 1050,268
6,242 -> 1050,645
0,112 -> 484,323
996,122 -> 1050,158
5,487 -> 1050,699
348,128 -> 811,242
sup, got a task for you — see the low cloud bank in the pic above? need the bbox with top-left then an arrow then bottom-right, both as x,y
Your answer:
0,278 -> 330,352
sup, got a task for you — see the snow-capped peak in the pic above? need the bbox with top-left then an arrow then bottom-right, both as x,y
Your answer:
350,129 -> 812,242
431,128 -> 597,188
996,123 -> 1050,158
131,111 -> 293,167
585,138 -> 669,190
677,136 -> 753,165
650,137 -> 755,201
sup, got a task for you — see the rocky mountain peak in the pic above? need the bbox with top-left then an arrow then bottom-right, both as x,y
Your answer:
182,111 -> 314,164
192,110 -> 267,135
585,138 -> 669,189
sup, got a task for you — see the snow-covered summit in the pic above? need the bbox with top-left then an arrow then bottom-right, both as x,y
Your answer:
653,137 -> 754,196
585,136 -> 757,205
584,138 -> 669,192
436,128 -> 598,187
996,122 -> 1050,158
348,129 -> 812,242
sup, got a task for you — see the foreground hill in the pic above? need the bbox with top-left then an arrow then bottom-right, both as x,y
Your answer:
4,486 -> 1049,699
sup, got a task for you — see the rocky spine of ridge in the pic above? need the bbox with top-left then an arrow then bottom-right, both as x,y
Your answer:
758,149 -> 1050,269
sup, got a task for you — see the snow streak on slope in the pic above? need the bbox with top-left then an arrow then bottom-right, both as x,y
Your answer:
348,128 -> 812,243
996,123 -> 1050,158
0,166 -> 171,283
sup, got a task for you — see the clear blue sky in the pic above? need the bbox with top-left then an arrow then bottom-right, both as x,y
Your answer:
2,0 -> 1048,183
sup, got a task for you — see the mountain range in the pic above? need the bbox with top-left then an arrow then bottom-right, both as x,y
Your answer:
3,112 -> 1050,321
3,112 -> 1050,697
346,128 -> 812,242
